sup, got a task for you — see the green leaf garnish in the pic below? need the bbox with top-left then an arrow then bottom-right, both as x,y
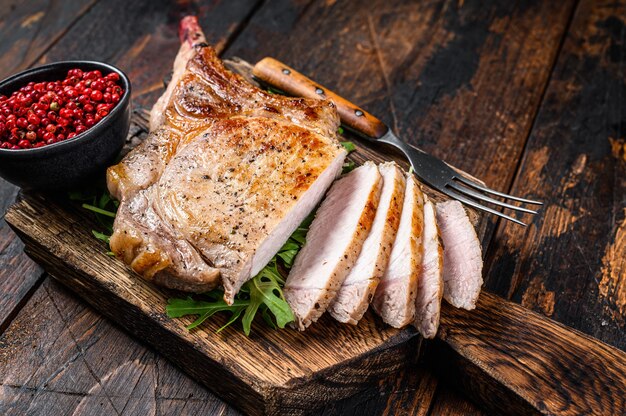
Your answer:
82,203 -> 116,218
166,297 -> 251,330
166,258 -> 296,335
341,141 -> 356,153
277,249 -> 298,268
92,230 -> 111,244
342,160 -> 356,174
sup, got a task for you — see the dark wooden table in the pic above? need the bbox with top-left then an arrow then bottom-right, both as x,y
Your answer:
0,0 -> 624,415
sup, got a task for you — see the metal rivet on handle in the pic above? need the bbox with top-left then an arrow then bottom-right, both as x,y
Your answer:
282,68 -> 291,75
315,87 -> 324,95
355,109 -> 364,117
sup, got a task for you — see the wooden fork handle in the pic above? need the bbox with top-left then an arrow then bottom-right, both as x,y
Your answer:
253,57 -> 389,138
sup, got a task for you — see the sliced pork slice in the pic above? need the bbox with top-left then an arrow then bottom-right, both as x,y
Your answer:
436,200 -> 483,310
372,175 -> 425,328
284,162 -> 382,330
414,196 -> 444,338
328,162 -> 405,324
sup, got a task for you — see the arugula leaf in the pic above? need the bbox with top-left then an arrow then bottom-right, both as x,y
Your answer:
73,187 -> 118,251
279,241 -> 300,252
339,140 -> 357,174
82,204 -> 116,218
342,160 -> 356,174
217,306 -> 247,333
341,141 -> 356,153
92,230 -> 111,244
278,241 -> 300,268
288,227 -> 308,245
277,249 -> 298,268
166,297 -> 251,330
337,126 -> 344,135
248,263 -> 294,329
167,259 -> 295,335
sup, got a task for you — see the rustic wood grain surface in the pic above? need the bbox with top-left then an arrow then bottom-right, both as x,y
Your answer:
0,0 -> 624,415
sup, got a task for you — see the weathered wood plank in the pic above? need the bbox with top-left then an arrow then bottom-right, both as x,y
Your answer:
433,292 -> 626,415
10,187 -> 626,416
5,190 -> 424,415
0,278 -> 241,416
0,179 -> 44,334
2,0 -> 616,416
0,0 -> 260,338
6,91 -> 626,415
0,1 -> 269,413
0,0 -> 101,331
39,0 -> 261,107
220,3 -> 582,413
225,0 -> 577,239
484,0 -> 626,350
316,364 -> 439,416
427,385 -> 486,416
0,0 -> 98,80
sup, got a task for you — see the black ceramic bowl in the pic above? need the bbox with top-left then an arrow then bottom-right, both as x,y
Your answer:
0,61 -> 131,190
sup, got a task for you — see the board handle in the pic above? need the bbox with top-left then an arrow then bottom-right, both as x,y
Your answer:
435,292 -> 626,415
253,57 -> 389,139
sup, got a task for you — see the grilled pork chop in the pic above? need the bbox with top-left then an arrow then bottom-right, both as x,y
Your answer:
436,200 -> 483,310
107,16 -> 346,303
284,162 -> 382,330
328,162 -> 405,324
373,175 -> 425,328
414,196 -> 444,338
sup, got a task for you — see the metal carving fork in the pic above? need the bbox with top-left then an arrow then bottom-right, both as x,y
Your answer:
253,58 -> 541,226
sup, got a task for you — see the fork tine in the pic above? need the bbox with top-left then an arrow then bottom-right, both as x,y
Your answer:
454,175 -> 543,205
442,187 -> 527,226
448,182 -> 538,214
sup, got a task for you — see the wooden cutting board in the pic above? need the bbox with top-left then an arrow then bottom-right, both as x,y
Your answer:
5,62 -> 626,416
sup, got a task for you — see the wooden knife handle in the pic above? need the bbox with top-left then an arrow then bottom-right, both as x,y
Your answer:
253,57 -> 389,138
435,292 -> 626,415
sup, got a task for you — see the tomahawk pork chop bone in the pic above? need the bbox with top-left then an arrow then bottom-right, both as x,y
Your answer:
150,16 -> 206,132
328,162 -> 405,324
107,16 -> 347,303
373,175 -> 425,328
284,162 -> 382,330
